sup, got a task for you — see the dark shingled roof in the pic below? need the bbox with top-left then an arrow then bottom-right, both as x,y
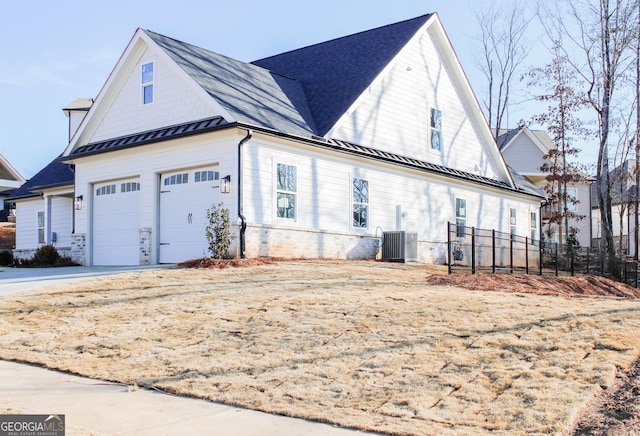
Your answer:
497,127 -> 523,150
59,15 -> 543,200
8,158 -> 74,200
144,15 -> 432,138
252,14 -> 432,136
144,30 -> 318,137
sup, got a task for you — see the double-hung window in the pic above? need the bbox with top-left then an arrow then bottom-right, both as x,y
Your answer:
510,208 -> 517,240
456,198 -> 466,238
430,108 -> 442,151
352,178 -> 369,228
37,211 -> 45,244
142,62 -> 154,105
276,163 -> 296,219
530,211 -> 538,241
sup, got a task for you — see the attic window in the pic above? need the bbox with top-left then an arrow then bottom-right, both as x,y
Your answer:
142,62 -> 154,105
430,108 -> 442,151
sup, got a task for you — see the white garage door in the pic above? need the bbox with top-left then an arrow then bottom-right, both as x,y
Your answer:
92,179 -> 141,265
159,167 -> 220,263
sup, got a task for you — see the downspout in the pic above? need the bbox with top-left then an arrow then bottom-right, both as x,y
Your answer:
237,129 -> 252,258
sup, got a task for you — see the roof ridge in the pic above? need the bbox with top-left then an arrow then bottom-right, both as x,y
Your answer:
251,14 -> 433,63
143,28 -> 304,84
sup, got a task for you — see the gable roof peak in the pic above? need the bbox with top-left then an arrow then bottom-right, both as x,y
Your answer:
252,13 -> 434,136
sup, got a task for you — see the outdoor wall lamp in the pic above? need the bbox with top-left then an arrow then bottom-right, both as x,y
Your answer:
220,175 -> 231,193
75,195 -> 83,210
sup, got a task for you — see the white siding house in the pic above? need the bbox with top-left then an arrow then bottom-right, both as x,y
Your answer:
15,13 -> 543,265
498,126 -> 592,247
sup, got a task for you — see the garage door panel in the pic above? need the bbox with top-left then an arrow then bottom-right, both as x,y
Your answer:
159,168 -> 219,263
92,179 -> 140,266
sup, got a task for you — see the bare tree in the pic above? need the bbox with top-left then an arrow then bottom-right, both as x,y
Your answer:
527,50 -> 588,246
541,0 -> 637,271
610,109 -> 636,254
635,2 -> 640,259
474,1 -> 531,141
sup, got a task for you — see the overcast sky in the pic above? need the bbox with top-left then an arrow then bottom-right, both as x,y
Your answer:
1,1 -> 545,179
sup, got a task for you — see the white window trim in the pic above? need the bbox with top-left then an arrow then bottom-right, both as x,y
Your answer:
352,176 -> 369,230
141,61 -> 154,105
275,162 -> 297,221
429,107 -> 443,153
530,210 -> 538,241
455,197 -> 466,238
509,207 -> 517,239
37,211 -> 45,245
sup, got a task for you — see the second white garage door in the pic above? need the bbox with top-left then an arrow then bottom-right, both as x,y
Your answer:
92,179 -> 141,265
159,167 -> 220,263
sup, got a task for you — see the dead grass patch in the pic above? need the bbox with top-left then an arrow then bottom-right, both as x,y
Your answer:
1,261 -> 640,435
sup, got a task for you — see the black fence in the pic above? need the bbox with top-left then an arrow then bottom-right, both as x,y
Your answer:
447,222 -> 640,287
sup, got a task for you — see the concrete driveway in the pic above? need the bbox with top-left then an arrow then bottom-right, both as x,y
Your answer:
0,264 -> 174,295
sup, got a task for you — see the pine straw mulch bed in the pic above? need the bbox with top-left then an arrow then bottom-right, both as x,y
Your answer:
2,260 -> 640,435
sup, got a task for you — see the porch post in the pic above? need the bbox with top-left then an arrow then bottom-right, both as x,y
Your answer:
44,194 -> 52,245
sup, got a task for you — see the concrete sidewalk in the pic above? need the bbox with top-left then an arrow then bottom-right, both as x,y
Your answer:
0,361 -> 371,436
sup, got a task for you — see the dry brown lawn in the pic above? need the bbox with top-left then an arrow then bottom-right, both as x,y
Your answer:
1,260 -> 640,435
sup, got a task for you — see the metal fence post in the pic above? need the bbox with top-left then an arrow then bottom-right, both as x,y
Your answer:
471,227 -> 476,275
586,248 -> 590,274
492,229 -> 496,274
510,236 -> 514,274
570,245 -> 574,276
539,238 -> 543,275
555,243 -> 559,277
525,237 -> 529,275
447,222 -> 452,274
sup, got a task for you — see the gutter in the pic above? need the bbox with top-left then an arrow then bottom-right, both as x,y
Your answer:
237,129 -> 253,258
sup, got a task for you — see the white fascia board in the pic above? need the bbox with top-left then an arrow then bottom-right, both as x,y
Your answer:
0,154 -> 25,184
498,129 -> 525,153
427,15 -> 514,188
519,127 -> 553,156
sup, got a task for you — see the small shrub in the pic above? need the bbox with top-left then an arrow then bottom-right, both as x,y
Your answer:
0,250 -> 13,266
33,245 -> 60,266
206,202 -> 231,259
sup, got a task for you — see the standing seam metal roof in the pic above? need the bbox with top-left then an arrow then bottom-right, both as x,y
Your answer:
65,116 -> 543,198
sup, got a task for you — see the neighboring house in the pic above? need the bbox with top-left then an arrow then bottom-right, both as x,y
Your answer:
16,13 -> 543,266
498,126 -> 593,248
8,159 -> 75,258
8,99 -> 90,258
591,159 -> 640,256
0,154 -> 25,222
